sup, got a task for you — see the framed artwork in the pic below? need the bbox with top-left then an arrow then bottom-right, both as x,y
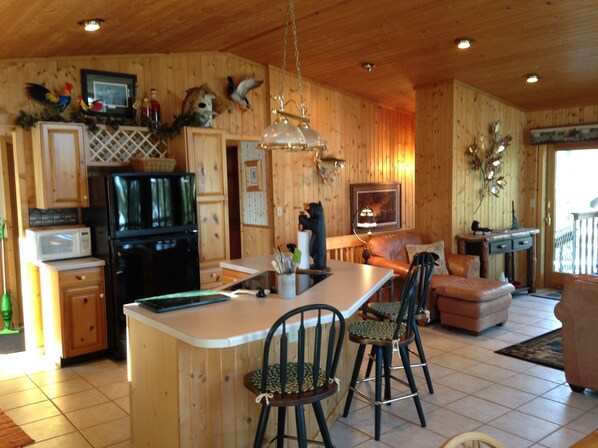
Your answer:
245,160 -> 263,192
81,69 -> 137,117
530,123 -> 598,144
350,182 -> 401,231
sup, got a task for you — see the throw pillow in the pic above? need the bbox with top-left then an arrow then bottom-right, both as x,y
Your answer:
405,241 -> 449,276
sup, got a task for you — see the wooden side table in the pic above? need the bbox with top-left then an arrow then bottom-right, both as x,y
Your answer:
455,228 -> 540,294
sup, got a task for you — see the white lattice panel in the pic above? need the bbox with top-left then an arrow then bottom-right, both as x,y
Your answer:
88,125 -> 168,163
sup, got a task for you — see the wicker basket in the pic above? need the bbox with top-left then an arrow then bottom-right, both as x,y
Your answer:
130,157 -> 176,173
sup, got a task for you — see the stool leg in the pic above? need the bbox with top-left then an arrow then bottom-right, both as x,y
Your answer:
365,346 -> 375,378
313,401 -> 333,448
253,405 -> 271,448
295,405 -> 307,448
374,345 -> 383,441
382,345 -> 392,403
276,407 -> 286,447
343,344 -> 365,417
413,322 -> 434,394
399,345 -> 426,427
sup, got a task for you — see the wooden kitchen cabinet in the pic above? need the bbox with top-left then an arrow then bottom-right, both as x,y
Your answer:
31,121 -> 89,208
40,264 -> 107,365
171,127 -> 229,288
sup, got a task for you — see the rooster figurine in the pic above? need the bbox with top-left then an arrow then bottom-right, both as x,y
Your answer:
227,74 -> 263,110
77,96 -> 103,114
26,82 -> 73,113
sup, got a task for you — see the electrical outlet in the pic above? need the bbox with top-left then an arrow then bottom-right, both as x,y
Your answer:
288,330 -> 298,343
277,206 -> 283,217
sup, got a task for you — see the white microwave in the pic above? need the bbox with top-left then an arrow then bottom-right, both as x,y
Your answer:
26,227 -> 92,262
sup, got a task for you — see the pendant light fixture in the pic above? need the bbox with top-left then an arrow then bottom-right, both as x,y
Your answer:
258,0 -> 326,152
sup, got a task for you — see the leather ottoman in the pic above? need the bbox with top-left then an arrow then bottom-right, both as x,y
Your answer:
436,278 -> 515,335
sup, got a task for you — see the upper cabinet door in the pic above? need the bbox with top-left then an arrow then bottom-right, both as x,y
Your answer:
33,122 -> 89,209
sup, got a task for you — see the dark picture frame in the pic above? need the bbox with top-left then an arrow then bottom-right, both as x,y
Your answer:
81,69 -> 137,117
350,182 -> 401,231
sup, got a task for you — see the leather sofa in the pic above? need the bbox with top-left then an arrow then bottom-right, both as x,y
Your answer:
367,230 -> 481,321
555,274 -> 598,393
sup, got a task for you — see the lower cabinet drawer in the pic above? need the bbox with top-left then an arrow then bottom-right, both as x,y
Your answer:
59,268 -> 103,287
513,236 -> 533,250
200,267 -> 222,286
489,240 -> 513,254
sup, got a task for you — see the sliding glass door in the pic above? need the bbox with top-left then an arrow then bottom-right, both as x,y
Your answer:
545,146 -> 598,286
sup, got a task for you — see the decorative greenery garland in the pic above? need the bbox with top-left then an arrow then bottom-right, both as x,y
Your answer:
15,109 -> 214,141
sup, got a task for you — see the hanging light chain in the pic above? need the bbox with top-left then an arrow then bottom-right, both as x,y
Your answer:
277,0 -> 291,111
288,0 -> 306,116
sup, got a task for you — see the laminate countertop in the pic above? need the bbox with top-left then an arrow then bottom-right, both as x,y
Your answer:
123,256 -> 392,349
37,257 -> 105,271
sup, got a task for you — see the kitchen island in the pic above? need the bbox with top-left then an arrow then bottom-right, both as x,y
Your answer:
124,256 -> 392,448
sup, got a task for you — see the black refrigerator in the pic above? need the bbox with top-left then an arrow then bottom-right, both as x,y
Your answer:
83,172 -> 199,359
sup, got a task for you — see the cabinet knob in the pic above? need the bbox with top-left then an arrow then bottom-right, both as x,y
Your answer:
83,195 -> 88,200
83,298 -> 88,303
99,293 -> 105,298
77,275 -> 87,280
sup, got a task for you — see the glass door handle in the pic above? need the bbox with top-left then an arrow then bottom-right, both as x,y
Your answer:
544,214 -> 552,226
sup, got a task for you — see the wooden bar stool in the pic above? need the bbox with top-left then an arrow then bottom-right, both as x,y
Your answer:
243,304 -> 346,448
342,253 -> 435,441
366,252 -> 436,393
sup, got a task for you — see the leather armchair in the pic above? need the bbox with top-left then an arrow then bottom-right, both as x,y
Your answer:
367,230 -> 480,320
555,275 -> 598,393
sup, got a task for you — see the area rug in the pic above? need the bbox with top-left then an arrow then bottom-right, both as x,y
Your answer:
0,409 -> 34,448
496,329 -> 563,370
530,289 -> 562,300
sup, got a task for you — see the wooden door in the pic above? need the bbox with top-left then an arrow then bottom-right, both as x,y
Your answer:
33,122 -> 89,208
185,128 -> 230,268
61,283 -> 107,358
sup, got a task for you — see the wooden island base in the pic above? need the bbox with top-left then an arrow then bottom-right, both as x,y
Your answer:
125,257 -> 393,448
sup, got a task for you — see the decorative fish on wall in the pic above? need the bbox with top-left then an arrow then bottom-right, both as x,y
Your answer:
315,152 -> 345,184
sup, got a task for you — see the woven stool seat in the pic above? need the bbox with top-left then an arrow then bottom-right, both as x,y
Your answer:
348,321 -> 406,341
250,363 -> 328,398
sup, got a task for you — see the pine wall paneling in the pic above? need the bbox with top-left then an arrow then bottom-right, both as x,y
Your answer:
416,80 -> 529,282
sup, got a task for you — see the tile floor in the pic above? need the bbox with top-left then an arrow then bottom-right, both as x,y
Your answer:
0,293 -> 597,447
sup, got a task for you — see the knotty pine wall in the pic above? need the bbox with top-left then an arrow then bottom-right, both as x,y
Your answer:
416,80 -> 528,281
0,53 -> 416,251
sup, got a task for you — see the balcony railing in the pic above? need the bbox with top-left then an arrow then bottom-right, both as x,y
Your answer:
555,211 -> 598,275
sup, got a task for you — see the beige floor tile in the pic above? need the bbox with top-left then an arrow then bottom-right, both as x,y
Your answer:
329,420 -> 373,448
41,377 -> 94,399
435,372 -> 493,394
18,355 -> 62,375
419,383 -> 467,408
29,431 -> 93,447
484,353 -> 536,372
52,388 -> 110,413
511,325 -> 554,337
542,385 -> 598,411
538,427 -> 587,448
451,345 -> 496,362
97,380 -> 129,400
462,362 -> 517,383
0,375 -> 37,396
81,415 -> 130,448
473,383 -> 536,408
113,396 -> 130,414
341,404 -> 406,438
379,422 -> 447,447
29,367 -> 81,387
517,397 -> 585,425
488,410 -> 561,442
565,412 -> 598,435
422,336 -> 467,352
21,414 -> 77,443
104,441 -> 134,448
500,372 -> 560,396
415,407 -> 481,438
430,353 -> 479,370
66,401 -> 128,430
5,400 -> 61,425
445,395 -> 511,423
523,365 -> 566,384
0,364 -> 25,381
0,387 -> 48,410
474,424 -> 536,448
82,369 -> 128,388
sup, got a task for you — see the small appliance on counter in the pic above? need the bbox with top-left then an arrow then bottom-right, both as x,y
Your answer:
26,227 -> 92,262
83,172 -> 200,359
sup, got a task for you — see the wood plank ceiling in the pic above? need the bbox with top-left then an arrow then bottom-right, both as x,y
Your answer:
1,0 -> 597,113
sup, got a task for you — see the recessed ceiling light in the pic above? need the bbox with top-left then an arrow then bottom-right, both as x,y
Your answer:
362,63 -> 375,72
78,19 -> 104,32
525,73 -> 540,83
455,38 -> 473,49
